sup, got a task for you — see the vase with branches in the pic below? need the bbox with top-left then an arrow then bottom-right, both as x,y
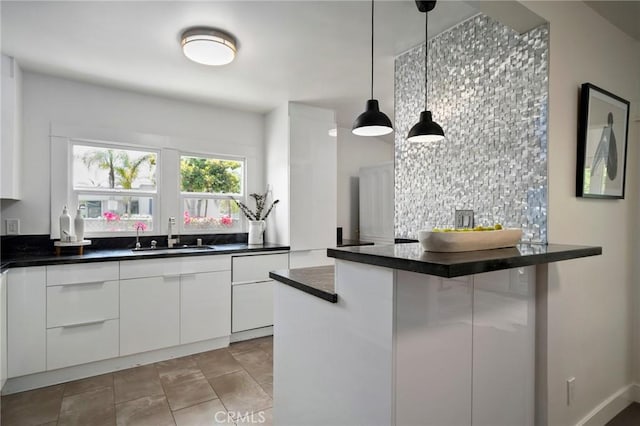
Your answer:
230,189 -> 279,245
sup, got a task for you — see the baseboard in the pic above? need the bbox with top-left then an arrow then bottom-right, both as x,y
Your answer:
578,383 -> 640,426
2,336 -> 230,395
230,326 -> 273,343
632,383 -> 640,402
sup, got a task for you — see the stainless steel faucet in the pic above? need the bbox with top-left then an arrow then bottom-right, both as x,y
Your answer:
135,227 -> 141,249
168,217 -> 178,248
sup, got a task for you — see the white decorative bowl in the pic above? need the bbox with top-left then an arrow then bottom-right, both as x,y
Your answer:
417,228 -> 523,252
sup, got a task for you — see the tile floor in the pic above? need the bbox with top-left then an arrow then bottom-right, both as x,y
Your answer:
0,336 -> 273,426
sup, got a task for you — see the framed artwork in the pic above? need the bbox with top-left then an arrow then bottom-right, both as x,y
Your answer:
576,83 -> 630,199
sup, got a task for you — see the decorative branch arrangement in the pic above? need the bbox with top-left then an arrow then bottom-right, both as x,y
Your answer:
231,189 -> 280,221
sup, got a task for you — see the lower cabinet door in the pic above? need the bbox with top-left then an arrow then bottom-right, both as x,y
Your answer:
8,267 -> 46,378
180,271 -> 231,344
47,319 -> 119,370
232,281 -> 274,332
120,276 -> 180,356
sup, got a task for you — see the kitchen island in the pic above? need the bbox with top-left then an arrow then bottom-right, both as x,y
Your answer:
270,243 -> 601,426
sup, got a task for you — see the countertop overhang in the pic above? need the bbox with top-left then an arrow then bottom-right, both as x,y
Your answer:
327,243 -> 602,278
270,266 -> 337,303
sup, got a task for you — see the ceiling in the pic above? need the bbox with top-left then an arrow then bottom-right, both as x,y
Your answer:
585,1 -> 640,41
0,0 -> 478,130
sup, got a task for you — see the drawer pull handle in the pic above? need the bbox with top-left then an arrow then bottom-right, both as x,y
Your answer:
163,274 -> 181,279
61,319 -> 107,328
58,280 -> 105,287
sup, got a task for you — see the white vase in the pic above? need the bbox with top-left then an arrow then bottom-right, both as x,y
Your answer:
74,208 -> 85,242
59,205 -> 71,241
248,220 -> 266,245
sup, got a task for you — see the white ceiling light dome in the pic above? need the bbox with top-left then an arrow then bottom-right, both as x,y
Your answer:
181,27 -> 237,66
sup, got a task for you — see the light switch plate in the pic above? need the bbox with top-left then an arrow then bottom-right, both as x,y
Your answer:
455,210 -> 474,229
6,218 -> 20,235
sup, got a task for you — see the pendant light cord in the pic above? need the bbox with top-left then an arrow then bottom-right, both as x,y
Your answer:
370,0 -> 374,100
424,8 -> 429,109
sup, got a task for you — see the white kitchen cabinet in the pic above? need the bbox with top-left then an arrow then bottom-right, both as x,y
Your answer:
232,281 -> 274,333
1,271 -> 7,389
7,267 -> 46,378
180,271 -> 231,344
1,55 -> 22,200
120,276 -> 180,356
472,268 -> 535,426
395,272 -> 473,426
47,319 -> 119,370
359,162 -> 394,244
231,252 -> 289,332
232,252 -> 289,284
45,263 -> 120,370
120,256 -> 229,280
46,261 -> 118,286
265,103 -> 337,263
47,280 -> 119,328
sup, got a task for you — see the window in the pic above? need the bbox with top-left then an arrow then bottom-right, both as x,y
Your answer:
72,143 -> 158,234
180,154 -> 244,232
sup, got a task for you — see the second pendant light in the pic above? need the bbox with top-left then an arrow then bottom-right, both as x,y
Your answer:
407,0 -> 445,143
352,0 -> 393,137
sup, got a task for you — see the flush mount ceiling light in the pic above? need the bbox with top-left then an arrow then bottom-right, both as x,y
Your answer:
407,0 -> 445,143
181,27 -> 237,66
352,0 -> 393,137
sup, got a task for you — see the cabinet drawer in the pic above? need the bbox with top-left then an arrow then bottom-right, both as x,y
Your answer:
120,255 -> 230,279
47,281 -> 119,328
232,281 -> 274,332
47,262 -> 118,286
47,319 -> 119,370
232,253 -> 289,284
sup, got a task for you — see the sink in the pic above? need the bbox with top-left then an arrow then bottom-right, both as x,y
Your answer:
131,245 -> 214,253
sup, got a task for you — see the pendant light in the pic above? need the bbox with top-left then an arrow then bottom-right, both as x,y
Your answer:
352,0 -> 393,137
407,0 -> 445,143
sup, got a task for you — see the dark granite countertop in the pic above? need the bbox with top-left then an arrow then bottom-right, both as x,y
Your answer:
1,243 -> 290,268
270,266 -> 337,303
336,239 -> 374,248
327,243 -> 602,278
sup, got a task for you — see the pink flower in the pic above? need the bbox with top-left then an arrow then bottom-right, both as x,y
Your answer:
134,222 -> 147,232
221,215 -> 233,226
103,211 -> 120,222
184,211 -> 191,225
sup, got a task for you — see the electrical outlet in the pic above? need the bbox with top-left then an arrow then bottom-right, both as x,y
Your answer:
455,210 -> 474,228
6,218 -> 20,235
567,377 -> 576,405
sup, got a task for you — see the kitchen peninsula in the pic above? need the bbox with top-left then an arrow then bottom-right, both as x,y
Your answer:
270,242 -> 601,425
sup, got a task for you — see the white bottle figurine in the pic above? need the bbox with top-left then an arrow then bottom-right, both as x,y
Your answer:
74,207 -> 85,242
59,205 -> 72,242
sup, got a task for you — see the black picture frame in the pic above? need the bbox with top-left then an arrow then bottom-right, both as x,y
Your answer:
576,83 -> 630,199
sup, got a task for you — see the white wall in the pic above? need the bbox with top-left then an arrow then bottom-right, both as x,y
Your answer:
521,2 -> 640,425
336,128 -> 393,240
0,71 -> 265,235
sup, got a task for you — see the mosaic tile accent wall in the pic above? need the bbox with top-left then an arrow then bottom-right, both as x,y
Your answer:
395,15 -> 548,242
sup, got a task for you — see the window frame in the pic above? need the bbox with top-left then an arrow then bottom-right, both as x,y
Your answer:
70,139 -> 160,238
178,151 -> 247,234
